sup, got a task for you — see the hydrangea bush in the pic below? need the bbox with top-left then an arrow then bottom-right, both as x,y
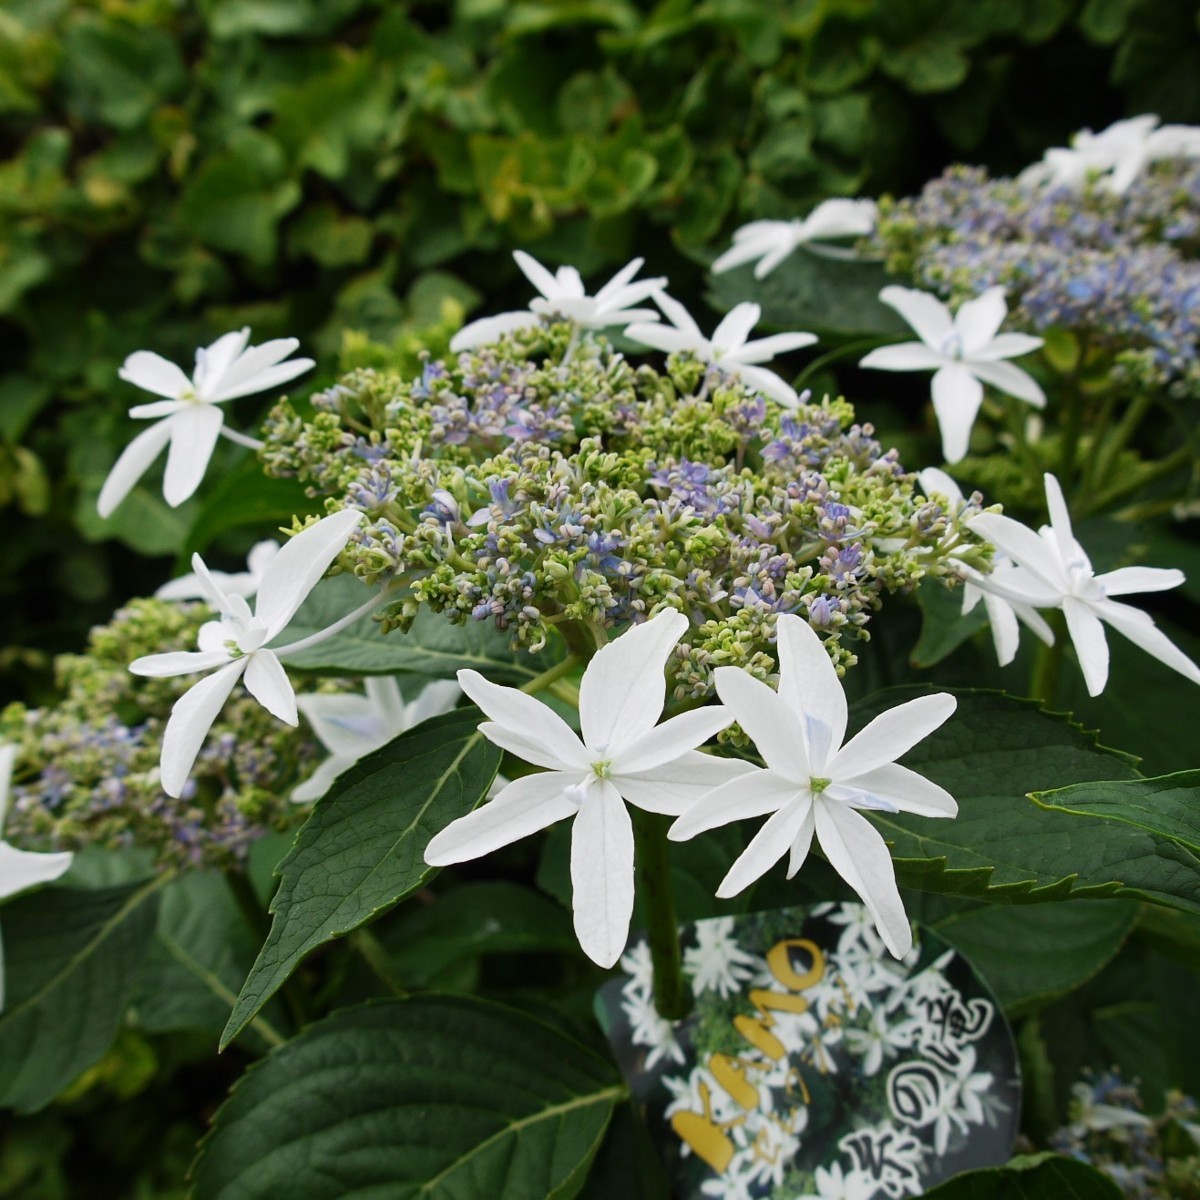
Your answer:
3,119 -> 1200,1196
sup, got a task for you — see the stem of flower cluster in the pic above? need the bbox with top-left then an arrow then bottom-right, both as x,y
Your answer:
1028,612 -> 1065,707
273,592 -> 384,658
632,808 -> 692,1021
518,654 -> 580,696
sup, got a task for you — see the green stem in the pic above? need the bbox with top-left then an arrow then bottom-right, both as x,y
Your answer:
1079,443 -> 1194,517
632,809 -> 691,1021
793,336 -> 894,390
1089,389 -> 1155,497
352,928 -> 406,994
519,653 -> 579,696
1058,376 -> 1084,491
1027,612 -> 1065,707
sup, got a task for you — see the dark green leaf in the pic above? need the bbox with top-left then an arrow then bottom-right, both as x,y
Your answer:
196,996 -> 625,1200
0,875 -> 167,1112
278,574 -> 562,682
920,1153 -> 1122,1199
222,707 -> 500,1048
912,579 -> 988,668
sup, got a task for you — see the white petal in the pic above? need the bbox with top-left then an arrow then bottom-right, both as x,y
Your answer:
931,364 -> 983,464
457,670 -> 587,770
716,797 -> 814,898
786,804 -> 817,878
0,843 -> 74,902
291,755 -> 352,804
616,751 -> 754,816
578,609 -> 688,755
623,322 -> 706,356
733,363 -> 799,408
118,351 -> 191,399
592,256 -> 645,300
476,721 -> 586,772
711,303 -> 760,353
1042,473 -> 1079,568
160,660 -> 247,797
970,332 -> 1044,361
254,509 -> 364,639
917,467 -> 964,509
0,744 -> 12,829
128,400 -> 188,419
878,286 -> 953,349
242,650 -> 297,725
129,649 -> 232,677
713,667 -> 809,780
296,692 -> 382,757
449,312 -> 541,352
668,767 -> 803,841
775,614 -> 847,760
1063,597 -> 1110,697
97,419 -> 174,518
1096,599 -> 1200,688
653,291 -> 704,339
969,360 -> 1045,407
814,801 -> 912,958
983,591 -> 1022,666
954,287 -> 1008,357
732,331 -> 818,365
401,678 -> 461,728
424,771 -> 579,866
163,405 -> 225,507
613,706 -> 734,774
246,539 -> 281,581
193,329 -> 251,392
712,235 -> 778,275
1096,566 -> 1185,596
209,357 -> 314,404
570,779 -> 635,968
859,343 -> 946,372
836,763 -> 957,818
799,198 -> 878,241
969,513 -> 1069,595
513,250 -> 563,301
753,240 -> 800,278
831,693 -> 956,780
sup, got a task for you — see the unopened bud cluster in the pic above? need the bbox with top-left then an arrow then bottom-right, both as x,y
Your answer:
261,324 -> 988,697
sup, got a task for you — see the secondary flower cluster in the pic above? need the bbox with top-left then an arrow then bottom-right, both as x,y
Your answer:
872,157 -> 1200,399
260,323 -> 987,698
0,599 -> 317,869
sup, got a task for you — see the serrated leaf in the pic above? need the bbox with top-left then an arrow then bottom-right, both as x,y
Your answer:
196,996 -> 625,1200
278,574 -> 561,682
0,874 -> 168,1112
222,708 -> 500,1048
1032,771 -> 1200,854
848,689 -> 1200,913
921,1152 -> 1122,1199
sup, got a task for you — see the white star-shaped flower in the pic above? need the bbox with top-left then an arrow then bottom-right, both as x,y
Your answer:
293,677 -> 461,803
0,744 -> 74,1011
423,609 -> 752,967
449,251 -> 666,352
1019,114 -> 1200,195
712,198 -> 879,278
129,508 -> 364,797
625,296 -> 816,408
670,614 -> 958,959
683,915 -> 760,998
860,287 -> 1044,463
156,539 -> 280,603
99,329 -> 314,518
918,468 -> 1054,667
970,472 -> 1200,696
797,1161 -> 878,1200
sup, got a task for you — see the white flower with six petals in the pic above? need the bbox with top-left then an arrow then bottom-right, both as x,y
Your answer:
156,539 -> 280,603
99,329 -> 314,517
129,508 -> 365,797
670,615 -> 958,959
423,609 -> 752,967
625,297 -> 816,408
860,287 -> 1044,463
969,473 -> 1200,696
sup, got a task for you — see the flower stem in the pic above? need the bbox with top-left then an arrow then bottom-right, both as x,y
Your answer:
519,654 -> 579,696
273,591 -> 384,658
1028,612 -> 1065,706
219,427 -> 266,451
632,808 -> 692,1021
792,336 -> 894,390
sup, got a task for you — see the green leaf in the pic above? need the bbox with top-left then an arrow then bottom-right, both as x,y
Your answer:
920,1153 -> 1122,1199
278,574 -> 562,682
131,872 -> 287,1050
221,708 -> 500,1048
850,689 -> 1200,914
196,996 -> 624,1200
912,580 -> 988,667
0,875 -> 167,1113
909,895 -> 1139,1015
1032,771 -> 1200,855
706,249 -> 909,338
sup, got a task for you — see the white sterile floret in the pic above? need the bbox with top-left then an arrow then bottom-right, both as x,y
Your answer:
1019,114 -> 1200,195
970,473 -> 1200,697
712,198 -> 879,278
449,251 -> 666,352
129,509 -> 364,798
625,295 -> 816,408
860,287 -> 1044,464
99,329 -> 314,518
157,539 -> 280,603
0,744 -> 74,1011
292,677 -> 461,803
917,468 -> 1054,667
423,609 -> 752,968
670,614 -> 958,959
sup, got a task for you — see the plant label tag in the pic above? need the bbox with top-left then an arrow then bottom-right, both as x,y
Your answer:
597,903 -> 1020,1198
